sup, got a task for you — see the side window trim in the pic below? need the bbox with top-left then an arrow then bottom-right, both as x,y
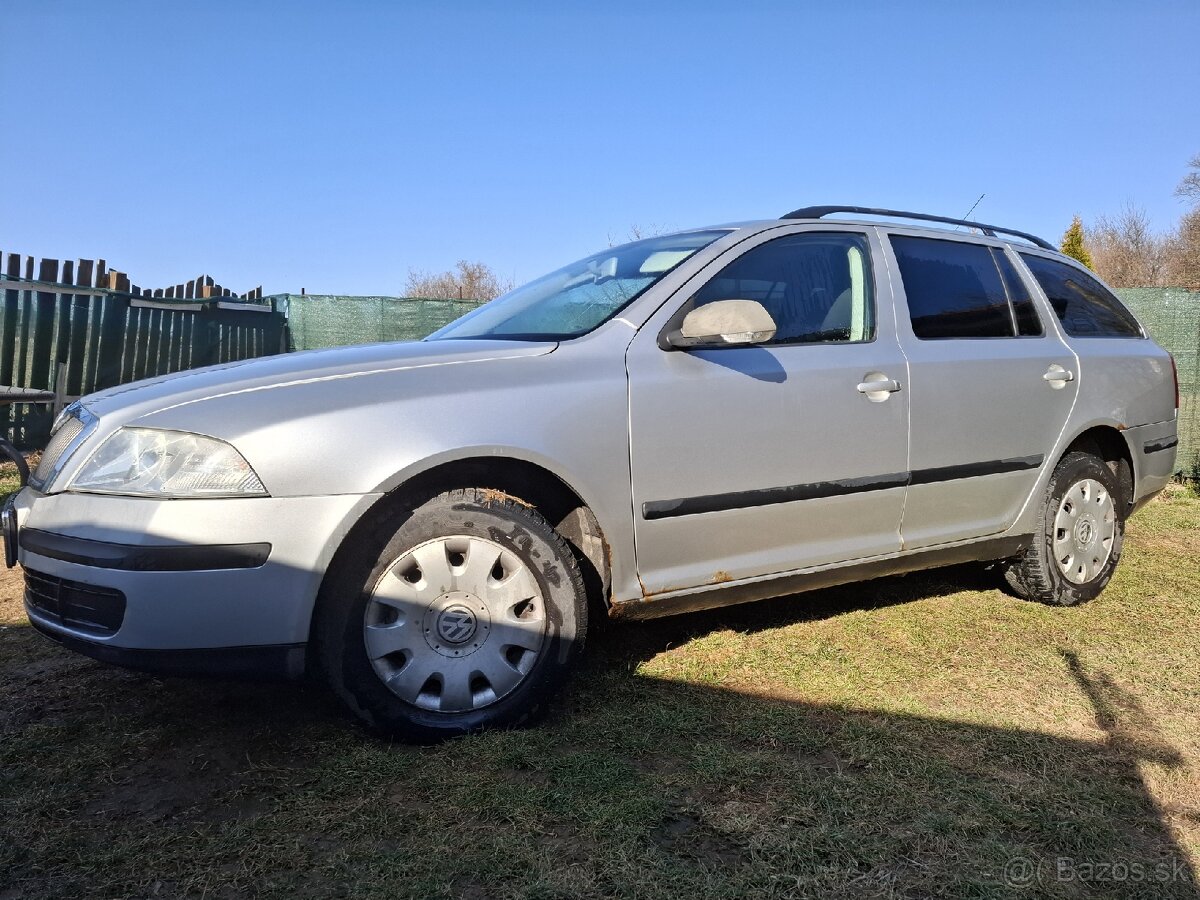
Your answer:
992,246 -> 1046,338
986,246 -> 1021,336
847,243 -> 869,342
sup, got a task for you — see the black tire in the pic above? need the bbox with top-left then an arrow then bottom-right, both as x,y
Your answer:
0,439 -> 29,486
315,488 -> 588,742
1003,451 -> 1125,606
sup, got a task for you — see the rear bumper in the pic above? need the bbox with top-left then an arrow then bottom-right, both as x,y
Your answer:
1124,418 -> 1178,507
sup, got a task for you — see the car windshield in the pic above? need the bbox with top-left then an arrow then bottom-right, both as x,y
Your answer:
428,230 -> 728,341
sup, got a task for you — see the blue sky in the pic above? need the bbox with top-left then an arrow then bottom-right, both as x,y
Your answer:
2,1 -> 1198,296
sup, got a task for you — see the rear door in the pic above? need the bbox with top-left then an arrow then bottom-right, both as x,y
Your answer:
884,231 -> 1078,548
626,226 -> 910,594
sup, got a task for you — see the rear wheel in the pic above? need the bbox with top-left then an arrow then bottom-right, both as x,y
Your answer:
1003,451 -> 1125,606
316,488 -> 588,741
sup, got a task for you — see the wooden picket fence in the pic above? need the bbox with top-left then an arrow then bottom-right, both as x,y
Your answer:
0,251 -> 284,447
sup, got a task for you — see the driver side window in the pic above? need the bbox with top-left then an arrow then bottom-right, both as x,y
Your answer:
691,232 -> 875,344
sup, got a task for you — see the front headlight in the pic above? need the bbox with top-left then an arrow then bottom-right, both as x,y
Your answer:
69,428 -> 268,498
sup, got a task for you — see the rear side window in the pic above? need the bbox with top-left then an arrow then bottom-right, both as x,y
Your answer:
890,235 -> 1022,339
1019,254 -> 1142,338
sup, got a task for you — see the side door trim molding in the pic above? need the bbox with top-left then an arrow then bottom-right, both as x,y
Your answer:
641,455 -> 1043,520
907,454 -> 1044,486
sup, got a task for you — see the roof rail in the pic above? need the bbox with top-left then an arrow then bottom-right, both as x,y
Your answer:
779,205 -> 1056,251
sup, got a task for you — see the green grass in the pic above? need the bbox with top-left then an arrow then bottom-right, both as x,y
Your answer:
0,471 -> 22,503
0,450 -> 38,505
1,488 -> 1198,898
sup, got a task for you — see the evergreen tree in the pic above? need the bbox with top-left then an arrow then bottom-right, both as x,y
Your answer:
1060,216 -> 1095,269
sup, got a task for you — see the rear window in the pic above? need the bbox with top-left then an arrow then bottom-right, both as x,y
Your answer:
1019,254 -> 1142,338
890,235 -> 1022,339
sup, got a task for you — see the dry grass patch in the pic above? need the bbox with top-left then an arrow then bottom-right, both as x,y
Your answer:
1,486 -> 1198,898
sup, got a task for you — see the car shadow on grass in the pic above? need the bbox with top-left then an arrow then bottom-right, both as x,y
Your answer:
0,565 -> 1195,898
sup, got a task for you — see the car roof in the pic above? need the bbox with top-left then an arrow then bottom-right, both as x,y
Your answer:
691,214 -> 1067,259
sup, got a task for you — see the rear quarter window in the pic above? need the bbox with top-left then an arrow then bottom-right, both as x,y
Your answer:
1019,254 -> 1143,338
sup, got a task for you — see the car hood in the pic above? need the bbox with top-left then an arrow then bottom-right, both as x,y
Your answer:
81,339 -> 557,422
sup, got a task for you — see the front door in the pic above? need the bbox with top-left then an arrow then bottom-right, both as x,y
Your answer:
626,227 -> 910,595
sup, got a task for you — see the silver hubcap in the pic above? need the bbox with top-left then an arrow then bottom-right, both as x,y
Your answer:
363,535 -> 546,712
1054,478 -> 1116,584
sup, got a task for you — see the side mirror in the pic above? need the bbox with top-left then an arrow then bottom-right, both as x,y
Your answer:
662,299 -> 777,350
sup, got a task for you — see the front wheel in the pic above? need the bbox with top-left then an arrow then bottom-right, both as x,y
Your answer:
1003,451 -> 1125,606
316,488 -> 588,741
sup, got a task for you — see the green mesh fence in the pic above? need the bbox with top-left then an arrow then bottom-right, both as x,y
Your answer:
1118,289 -> 1200,478
278,294 -> 484,351
277,291 -> 1198,478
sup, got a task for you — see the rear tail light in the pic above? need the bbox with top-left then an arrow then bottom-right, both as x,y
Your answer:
1169,352 -> 1179,411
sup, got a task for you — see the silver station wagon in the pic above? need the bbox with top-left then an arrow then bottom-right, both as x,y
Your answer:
7,206 -> 1180,740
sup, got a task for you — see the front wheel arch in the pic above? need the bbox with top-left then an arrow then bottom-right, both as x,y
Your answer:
313,488 -> 589,739
308,456 -> 611,661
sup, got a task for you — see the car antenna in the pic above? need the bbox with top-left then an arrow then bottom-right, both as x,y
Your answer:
954,193 -> 986,231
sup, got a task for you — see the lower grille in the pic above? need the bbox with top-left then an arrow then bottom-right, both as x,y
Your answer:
24,568 -> 126,636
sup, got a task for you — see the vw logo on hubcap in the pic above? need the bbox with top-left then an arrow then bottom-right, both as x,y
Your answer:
436,604 -> 477,644
1076,516 -> 1095,546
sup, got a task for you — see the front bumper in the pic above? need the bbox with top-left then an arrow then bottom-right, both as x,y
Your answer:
28,617 -> 307,679
11,487 -> 379,671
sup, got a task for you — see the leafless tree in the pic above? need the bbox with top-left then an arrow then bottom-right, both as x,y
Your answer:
1166,207 -> 1200,290
607,223 -> 671,247
1084,155 -> 1200,289
1086,203 -> 1172,288
1175,153 -> 1200,205
405,260 -> 515,301
1166,155 -> 1200,289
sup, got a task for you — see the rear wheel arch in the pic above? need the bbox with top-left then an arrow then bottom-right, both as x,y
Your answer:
1059,424 -> 1135,511
1004,449 -> 1126,606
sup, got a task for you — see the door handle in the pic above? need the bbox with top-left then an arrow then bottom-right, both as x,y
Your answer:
1043,365 -> 1074,386
857,378 -> 902,394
